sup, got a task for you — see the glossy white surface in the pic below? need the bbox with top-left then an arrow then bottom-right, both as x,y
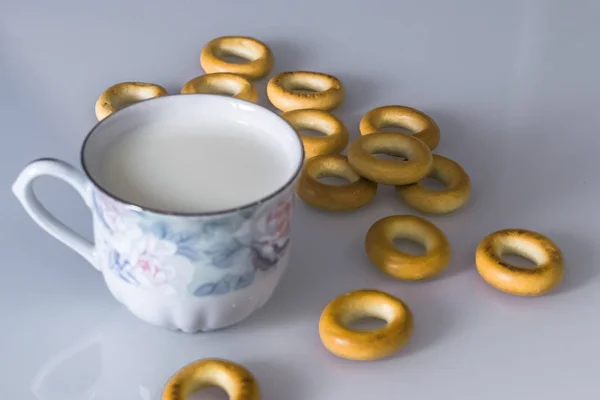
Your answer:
2,0 -> 599,398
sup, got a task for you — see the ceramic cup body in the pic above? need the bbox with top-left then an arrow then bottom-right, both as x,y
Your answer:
12,95 -> 304,332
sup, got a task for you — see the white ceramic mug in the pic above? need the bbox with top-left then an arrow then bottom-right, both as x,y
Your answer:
13,95 -> 304,332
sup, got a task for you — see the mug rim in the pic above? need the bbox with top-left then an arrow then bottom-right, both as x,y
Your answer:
80,94 -> 304,217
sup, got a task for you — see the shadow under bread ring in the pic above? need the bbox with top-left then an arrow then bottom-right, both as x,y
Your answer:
162,358 -> 260,400
295,154 -> 377,212
365,215 -> 451,280
200,36 -> 274,80
396,154 -> 471,214
281,109 -> 349,159
95,82 -> 168,121
319,289 -> 414,360
347,132 -> 433,185
359,105 -> 440,150
181,73 -> 258,103
267,71 -> 344,112
475,229 -> 564,296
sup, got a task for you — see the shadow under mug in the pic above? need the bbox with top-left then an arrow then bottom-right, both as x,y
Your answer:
12,94 -> 304,332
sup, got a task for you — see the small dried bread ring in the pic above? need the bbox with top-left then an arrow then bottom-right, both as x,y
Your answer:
267,71 -> 344,112
200,36 -> 273,80
281,109 -> 349,159
319,289 -> 414,360
181,73 -> 258,103
162,358 -> 260,400
295,154 -> 377,212
95,82 -> 168,121
359,106 -> 440,150
347,132 -> 432,185
396,154 -> 471,214
365,215 -> 451,280
475,229 -> 564,296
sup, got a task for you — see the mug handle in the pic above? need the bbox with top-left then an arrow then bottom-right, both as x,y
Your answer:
12,158 -> 97,268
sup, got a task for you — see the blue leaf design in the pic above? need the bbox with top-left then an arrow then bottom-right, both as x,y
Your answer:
202,220 -> 226,237
211,278 -> 233,295
92,195 -> 113,233
202,216 -> 243,238
205,240 -> 243,268
160,224 -> 168,239
137,219 -> 170,239
192,272 -> 256,297
177,245 -> 198,261
193,282 -> 218,296
176,234 -> 197,247
110,251 -> 139,286
154,221 -> 168,239
170,233 -> 199,261
239,206 -> 257,220
234,270 -> 255,290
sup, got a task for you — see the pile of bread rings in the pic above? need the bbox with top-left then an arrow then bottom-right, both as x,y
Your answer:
94,35 -> 566,399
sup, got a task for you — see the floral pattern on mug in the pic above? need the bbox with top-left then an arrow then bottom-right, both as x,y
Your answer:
250,198 -> 291,271
92,189 -> 293,297
191,196 -> 293,296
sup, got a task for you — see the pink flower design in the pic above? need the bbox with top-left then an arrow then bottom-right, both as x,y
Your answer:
266,198 -> 292,239
251,197 -> 293,271
96,193 -> 179,293
126,235 -> 178,293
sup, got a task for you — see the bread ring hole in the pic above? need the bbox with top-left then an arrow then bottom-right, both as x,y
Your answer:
293,118 -> 337,137
188,386 -> 229,400
371,146 -> 411,161
107,87 -> 163,110
217,51 -> 251,64
500,252 -> 537,269
187,80 -> 245,97
282,76 -> 332,93
392,238 -> 426,255
419,170 -> 448,191
420,178 -> 447,190
377,125 -> 414,134
497,236 -> 547,267
207,79 -> 247,96
298,128 -> 327,137
373,152 -> 408,161
106,96 -> 136,111
214,43 -> 260,63
348,316 -> 387,331
183,370 -> 239,400
308,159 -> 360,185
376,115 -> 428,133
338,302 -> 394,331
316,172 -> 354,186
366,140 -> 416,162
289,87 -> 318,94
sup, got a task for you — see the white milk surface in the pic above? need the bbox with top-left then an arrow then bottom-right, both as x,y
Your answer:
98,121 -> 290,213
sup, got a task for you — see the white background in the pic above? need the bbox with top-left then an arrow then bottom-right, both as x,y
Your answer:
1,0 -> 599,398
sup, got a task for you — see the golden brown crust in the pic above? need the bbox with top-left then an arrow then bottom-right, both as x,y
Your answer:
347,132 -> 432,185
95,82 -> 168,121
267,71 -> 344,112
200,36 -> 273,80
319,289 -> 413,360
396,154 -> 471,214
281,109 -> 349,159
359,105 -> 440,150
162,358 -> 260,400
181,73 -> 258,103
295,154 -> 377,212
365,215 -> 451,280
475,229 -> 564,296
